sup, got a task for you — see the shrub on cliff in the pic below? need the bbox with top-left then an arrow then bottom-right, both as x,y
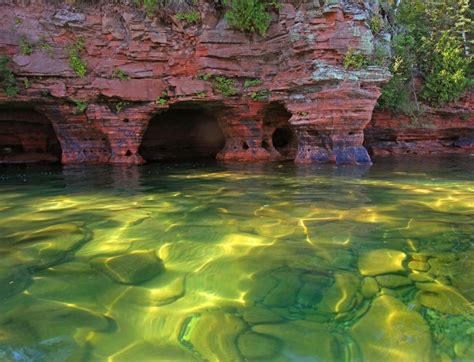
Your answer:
0,56 -> 18,97
224,0 -> 273,36
378,0 -> 472,113
421,32 -> 471,106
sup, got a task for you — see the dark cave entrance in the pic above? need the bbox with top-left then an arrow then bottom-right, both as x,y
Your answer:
139,103 -> 225,162
0,107 -> 62,163
263,103 -> 297,160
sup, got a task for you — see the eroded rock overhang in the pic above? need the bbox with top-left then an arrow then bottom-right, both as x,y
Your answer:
0,0 -> 390,164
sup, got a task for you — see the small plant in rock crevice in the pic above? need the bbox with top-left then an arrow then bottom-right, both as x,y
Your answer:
112,68 -> 130,81
73,99 -> 88,113
250,88 -> 270,101
156,97 -> 168,106
244,79 -> 263,88
212,76 -> 239,96
175,11 -> 200,24
19,35 -> 33,56
114,101 -> 129,113
196,73 -> 212,81
67,37 -> 87,78
156,90 -> 170,106
0,56 -> 19,97
223,0 -> 274,36
343,48 -> 370,70
369,15 -> 383,34
40,42 -> 55,57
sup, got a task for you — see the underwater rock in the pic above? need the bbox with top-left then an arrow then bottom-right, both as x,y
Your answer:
410,253 -> 428,262
241,307 -> 283,324
17,223 -> 90,268
103,275 -> 185,309
416,283 -> 473,315
450,249 -> 474,301
361,277 -> 379,298
263,272 -> 301,307
297,274 -> 332,307
350,295 -> 433,362
238,332 -> 280,360
318,272 -> 360,313
101,341 -> 195,361
454,337 -> 474,360
0,336 -> 86,362
358,249 -> 406,276
376,275 -> 412,288
26,261 -> 113,305
408,260 -> 430,272
0,297 -> 112,347
0,266 -> 32,301
408,272 -> 433,283
90,250 -> 165,285
253,320 -> 339,360
254,222 -> 295,238
182,311 -> 245,361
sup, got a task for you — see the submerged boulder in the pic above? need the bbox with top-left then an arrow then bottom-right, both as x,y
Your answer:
350,295 -> 433,362
90,250 -> 165,285
358,248 -> 406,276
253,320 -> 339,361
416,283 -> 473,315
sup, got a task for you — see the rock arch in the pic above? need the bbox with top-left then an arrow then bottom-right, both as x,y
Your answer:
139,102 -> 225,162
0,106 -> 62,163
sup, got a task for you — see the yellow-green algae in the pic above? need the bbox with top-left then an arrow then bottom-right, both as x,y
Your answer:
0,156 -> 473,361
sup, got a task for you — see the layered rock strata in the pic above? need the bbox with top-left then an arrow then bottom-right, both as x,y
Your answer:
366,92 -> 474,157
0,0 -> 389,164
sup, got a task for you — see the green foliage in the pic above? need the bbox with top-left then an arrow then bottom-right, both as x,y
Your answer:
133,0 -> 197,17
135,0 -> 160,15
19,35 -> 33,56
250,88 -> 270,101
73,99 -> 88,113
23,78 -> 30,89
40,42 -> 54,57
421,32 -> 471,105
197,73 -> 212,81
244,79 -> 263,88
212,76 -> 239,96
369,15 -> 383,34
378,0 -> 472,111
224,0 -> 272,36
343,48 -> 370,69
156,97 -> 168,106
113,68 -> 130,81
67,37 -> 87,78
176,11 -> 200,24
15,18 -> 23,25
115,101 -> 129,113
195,92 -> 206,98
0,56 -> 19,97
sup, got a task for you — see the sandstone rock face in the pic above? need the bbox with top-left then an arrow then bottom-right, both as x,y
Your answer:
366,92 -> 474,157
0,1 -> 390,164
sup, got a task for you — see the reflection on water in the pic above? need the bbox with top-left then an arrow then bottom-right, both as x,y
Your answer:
0,156 -> 473,361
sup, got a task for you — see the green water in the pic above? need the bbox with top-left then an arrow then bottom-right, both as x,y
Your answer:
0,156 -> 473,362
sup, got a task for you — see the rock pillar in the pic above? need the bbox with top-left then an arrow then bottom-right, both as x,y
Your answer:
87,103 -> 156,164
216,102 -> 283,162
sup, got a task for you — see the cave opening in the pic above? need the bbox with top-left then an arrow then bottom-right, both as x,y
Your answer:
139,103 -> 225,162
263,103 -> 297,160
0,106 -> 62,164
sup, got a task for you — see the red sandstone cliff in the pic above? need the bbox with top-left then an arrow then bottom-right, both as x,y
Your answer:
2,1 -> 389,164
366,92 -> 474,157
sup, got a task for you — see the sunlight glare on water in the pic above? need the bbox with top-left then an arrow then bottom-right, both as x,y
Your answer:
0,155 -> 473,361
